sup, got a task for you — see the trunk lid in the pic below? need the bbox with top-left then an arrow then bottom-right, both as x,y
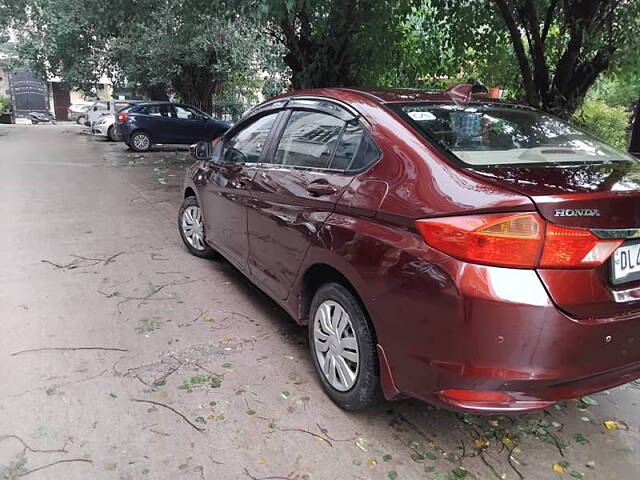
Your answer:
468,161 -> 640,319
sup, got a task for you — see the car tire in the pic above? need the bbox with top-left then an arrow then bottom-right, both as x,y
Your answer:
107,125 -> 121,142
309,282 -> 382,411
130,130 -> 151,152
178,196 -> 216,259
76,115 -> 86,125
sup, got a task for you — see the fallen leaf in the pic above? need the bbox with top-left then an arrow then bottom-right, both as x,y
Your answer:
382,454 -> 392,462
280,391 -> 291,399
246,410 -> 256,416
474,439 -> 489,449
585,461 -> 596,470
367,458 -> 377,466
355,437 -> 368,452
501,437 -> 513,447
604,420 -> 620,430
553,463 -> 566,474
387,471 -> 398,480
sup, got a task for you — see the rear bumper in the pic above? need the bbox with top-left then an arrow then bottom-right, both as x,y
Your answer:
374,258 -> 640,413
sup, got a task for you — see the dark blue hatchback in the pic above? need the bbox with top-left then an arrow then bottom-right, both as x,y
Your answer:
118,102 -> 230,152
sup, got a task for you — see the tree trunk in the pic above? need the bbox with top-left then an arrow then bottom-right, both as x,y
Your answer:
171,64 -> 224,114
145,84 -> 169,101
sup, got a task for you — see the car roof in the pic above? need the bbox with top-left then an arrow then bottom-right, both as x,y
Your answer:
272,86 -> 516,106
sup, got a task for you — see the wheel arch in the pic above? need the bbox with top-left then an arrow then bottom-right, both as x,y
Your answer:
298,263 -> 372,333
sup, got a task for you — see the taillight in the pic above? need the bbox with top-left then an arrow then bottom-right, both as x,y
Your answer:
540,223 -> 622,267
118,112 -> 128,123
416,213 -> 543,268
416,212 -> 623,269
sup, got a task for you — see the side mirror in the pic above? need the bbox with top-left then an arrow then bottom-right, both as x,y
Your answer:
190,140 -> 212,161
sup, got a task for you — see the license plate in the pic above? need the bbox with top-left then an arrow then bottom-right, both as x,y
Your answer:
611,241 -> 640,285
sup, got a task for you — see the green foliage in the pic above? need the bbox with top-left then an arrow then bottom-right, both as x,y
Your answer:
232,0 -> 413,89
0,96 -> 12,112
589,74 -> 640,108
5,0 -> 283,112
573,100 -> 630,150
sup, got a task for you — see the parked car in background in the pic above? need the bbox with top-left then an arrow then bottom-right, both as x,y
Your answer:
179,86 -> 640,413
67,102 -> 93,125
86,99 -> 141,127
117,102 -> 230,152
91,112 -> 122,141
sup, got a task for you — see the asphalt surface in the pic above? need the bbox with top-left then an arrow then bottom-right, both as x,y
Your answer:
1,123 -> 639,480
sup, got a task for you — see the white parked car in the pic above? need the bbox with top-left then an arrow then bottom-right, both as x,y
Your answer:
68,102 -> 94,124
86,99 -> 141,126
90,114 -> 121,141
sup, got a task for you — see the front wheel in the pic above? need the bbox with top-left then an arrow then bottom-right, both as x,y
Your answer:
309,283 -> 382,410
130,131 -> 151,152
76,115 -> 86,125
178,196 -> 216,259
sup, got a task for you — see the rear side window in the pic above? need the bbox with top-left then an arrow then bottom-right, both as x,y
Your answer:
274,111 -> 343,168
223,112 -> 279,164
142,104 -> 171,116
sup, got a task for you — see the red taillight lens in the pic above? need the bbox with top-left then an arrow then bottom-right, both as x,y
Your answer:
416,213 -> 622,269
416,213 -> 544,268
118,112 -> 128,123
540,223 -> 622,267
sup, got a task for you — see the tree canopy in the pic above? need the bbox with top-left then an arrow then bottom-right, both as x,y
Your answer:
2,0 -> 639,119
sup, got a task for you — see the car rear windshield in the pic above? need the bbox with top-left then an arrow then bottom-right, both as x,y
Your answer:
395,103 -> 635,166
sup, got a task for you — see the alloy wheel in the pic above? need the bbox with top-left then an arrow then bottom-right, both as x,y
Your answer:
181,205 -> 205,251
133,133 -> 150,150
313,300 -> 360,391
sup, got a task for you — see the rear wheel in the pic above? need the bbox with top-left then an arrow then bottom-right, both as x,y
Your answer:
76,115 -> 86,125
107,125 -> 122,141
178,196 -> 216,259
309,283 -> 381,410
130,131 -> 151,152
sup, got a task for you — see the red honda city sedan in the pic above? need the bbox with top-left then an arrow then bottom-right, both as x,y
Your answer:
179,85 -> 640,413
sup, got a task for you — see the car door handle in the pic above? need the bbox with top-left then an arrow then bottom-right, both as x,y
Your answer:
306,181 -> 338,197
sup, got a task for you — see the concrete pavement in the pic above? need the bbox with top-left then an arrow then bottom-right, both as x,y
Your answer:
0,123 -> 639,480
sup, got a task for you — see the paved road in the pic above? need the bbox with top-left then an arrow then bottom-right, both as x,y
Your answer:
1,124 -> 639,480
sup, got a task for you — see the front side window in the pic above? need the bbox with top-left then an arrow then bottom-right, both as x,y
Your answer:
175,105 -> 205,120
222,113 -> 279,164
397,103 -> 635,166
274,111 -> 343,168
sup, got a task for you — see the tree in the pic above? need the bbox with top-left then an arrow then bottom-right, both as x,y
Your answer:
234,0 -> 414,89
492,0 -> 640,118
3,0 -> 282,113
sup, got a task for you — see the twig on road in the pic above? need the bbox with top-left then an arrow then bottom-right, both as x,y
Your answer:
507,446 -> 525,480
0,435 -> 68,454
41,251 -> 124,270
279,428 -> 332,447
243,468 -> 291,480
19,458 -> 92,478
131,398 -> 205,432
10,346 -> 127,356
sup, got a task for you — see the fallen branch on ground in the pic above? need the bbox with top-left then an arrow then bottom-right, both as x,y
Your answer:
10,346 -> 127,357
131,398 -> 205,432
20,458 -> 92,478
243,468 -> 291,480
279,428 -> 332,447
0,435 -> 68,454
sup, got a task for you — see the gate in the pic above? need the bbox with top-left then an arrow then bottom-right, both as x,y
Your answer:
9,68 -> 48,117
